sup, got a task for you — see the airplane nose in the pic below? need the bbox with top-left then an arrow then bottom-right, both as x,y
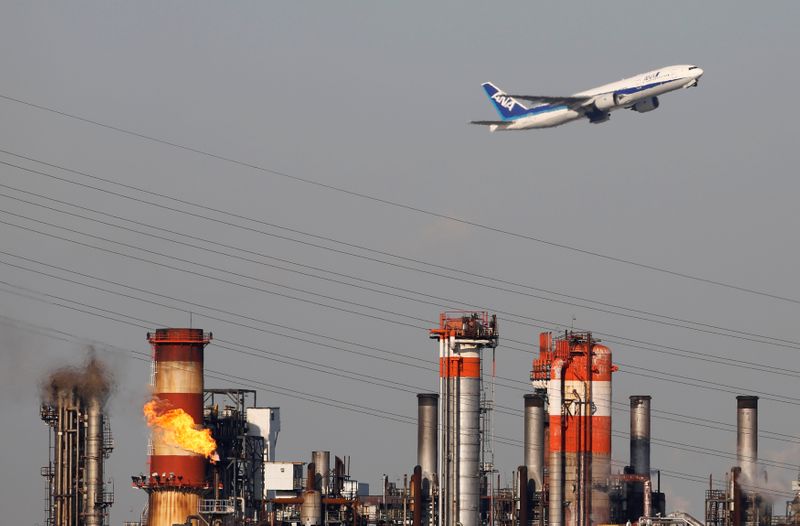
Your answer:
694,68 -> 704,78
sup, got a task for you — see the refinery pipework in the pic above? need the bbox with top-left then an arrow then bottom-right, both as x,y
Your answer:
40,355 -> 114,526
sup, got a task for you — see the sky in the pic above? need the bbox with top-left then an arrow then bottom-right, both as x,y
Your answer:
1,2 -> 800,525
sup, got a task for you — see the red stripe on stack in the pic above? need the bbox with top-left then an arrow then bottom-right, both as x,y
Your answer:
148,328 -> 209,488
439,356 -> 480,378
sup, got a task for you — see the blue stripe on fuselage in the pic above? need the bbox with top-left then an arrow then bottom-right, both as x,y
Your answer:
614,77 -> 684,96
505,103 -> 569,121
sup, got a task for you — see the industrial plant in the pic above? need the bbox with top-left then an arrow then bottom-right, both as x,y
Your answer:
38,314 -> 799,526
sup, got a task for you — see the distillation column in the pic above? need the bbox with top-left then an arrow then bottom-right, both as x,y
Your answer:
431,312 -> 498,526
546,334 -> 615,526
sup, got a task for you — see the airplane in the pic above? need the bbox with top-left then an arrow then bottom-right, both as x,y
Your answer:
471,64 -> 703,131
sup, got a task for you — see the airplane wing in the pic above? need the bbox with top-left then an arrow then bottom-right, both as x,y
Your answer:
507,95 -> 593,108
470,120 -> 508,125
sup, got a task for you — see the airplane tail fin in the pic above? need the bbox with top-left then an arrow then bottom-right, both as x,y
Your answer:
482,82 -> 529,120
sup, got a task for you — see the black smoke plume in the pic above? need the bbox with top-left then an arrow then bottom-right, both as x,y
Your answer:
40,347 -> 114,405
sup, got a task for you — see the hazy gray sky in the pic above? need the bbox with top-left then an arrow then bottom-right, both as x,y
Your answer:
2,2 -> 799,524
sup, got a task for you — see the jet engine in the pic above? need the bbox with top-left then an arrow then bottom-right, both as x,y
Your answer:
632,97 -> 660,113
586,109 -> 611,124
593,92 -> 620,111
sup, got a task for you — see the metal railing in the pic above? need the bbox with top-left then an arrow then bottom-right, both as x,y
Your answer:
199,498 -> 236,514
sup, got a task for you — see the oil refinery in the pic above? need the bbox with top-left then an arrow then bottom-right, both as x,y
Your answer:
36,314 -> 800,526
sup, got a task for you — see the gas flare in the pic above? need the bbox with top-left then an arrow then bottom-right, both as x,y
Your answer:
143,399 -> 217,459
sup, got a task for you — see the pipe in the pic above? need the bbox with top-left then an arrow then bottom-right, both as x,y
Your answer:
732,467 -> 742,526
519,466 -> 530,526
524,394 -> 546,493
438,333 -> 451,526
449,334 -> 457,526
413,465 -> 423,526
736,396 -> 758,487
630,396 -> 651,477
548,358 -> 566,526
643,478 -> 652,519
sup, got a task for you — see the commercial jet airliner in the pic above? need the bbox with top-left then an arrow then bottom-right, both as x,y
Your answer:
471,65 -> 703,131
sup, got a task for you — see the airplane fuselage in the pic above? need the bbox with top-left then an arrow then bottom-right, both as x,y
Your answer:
483,65 -> 703,131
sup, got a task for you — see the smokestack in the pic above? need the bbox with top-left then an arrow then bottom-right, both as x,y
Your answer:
630,395 -> 651,476
524,394 -> 545,492
417,393 -> 438,499
85,396 -> 104,526
312,451 -> 331,495
146,328 -> 211,526
736,396 -> 758,485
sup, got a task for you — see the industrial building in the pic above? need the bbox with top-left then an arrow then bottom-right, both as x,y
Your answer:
38,320 -> 800,526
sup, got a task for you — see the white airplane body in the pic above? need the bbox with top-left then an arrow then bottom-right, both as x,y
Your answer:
472,65 -> 703,131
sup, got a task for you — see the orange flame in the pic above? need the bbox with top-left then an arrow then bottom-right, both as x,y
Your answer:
143,399 -> 217,459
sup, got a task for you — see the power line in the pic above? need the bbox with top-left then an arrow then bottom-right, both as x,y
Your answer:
1,218 -> 798,410
2,217 -> 798,409
0,100 -> 797,307
1,176 -> 799,384
2,152 -> 799,353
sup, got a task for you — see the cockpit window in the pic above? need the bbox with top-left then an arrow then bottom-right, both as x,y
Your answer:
688,66 -> 699,70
